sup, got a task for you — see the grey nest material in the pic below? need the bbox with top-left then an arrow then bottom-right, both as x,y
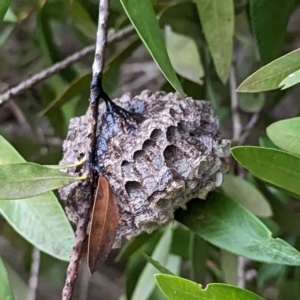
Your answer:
59,90 -> 230,239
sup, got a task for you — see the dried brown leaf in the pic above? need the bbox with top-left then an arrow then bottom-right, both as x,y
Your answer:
87,176 -> 119,274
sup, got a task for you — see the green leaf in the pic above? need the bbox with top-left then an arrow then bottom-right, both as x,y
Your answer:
196,0 -> 234,83
0,162 -> 77,200
0,0 -> 10,22
143,253 -> 175,276
231,146 -> 300,197
237,48 -> 300,93
4,263 -> 28,300
116,231 -> 158,262
222,174 -> 272,217
189,234 -> 208,283
159,2 -> 202,43
0,25 -> 14,48
3,7 -> 17,23
37,2 -> 76,82
0,258 -> 15,300
220,250 -> 238,285
131,226 -> 173,300
249,0 -> 296,65
69,0 -> 97,39
39,72 -> 92,115
119,0 -> 184,95
155,274 -> 265,300
279,69 -> 300,90
165,26 -> 203,84
176,192 -> 300,265
0,136 -> 74,261
267,117 -> 300,156
238,93 -> 265,113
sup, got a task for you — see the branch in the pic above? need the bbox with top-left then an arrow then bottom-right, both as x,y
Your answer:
239,112 -> 260,145
0,25 -> 134,106
27,248 -> 40,300
230,67 -> 242,143
61,1 -> 111,299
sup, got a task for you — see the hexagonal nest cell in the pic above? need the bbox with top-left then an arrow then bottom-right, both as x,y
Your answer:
59,90 -> 230,239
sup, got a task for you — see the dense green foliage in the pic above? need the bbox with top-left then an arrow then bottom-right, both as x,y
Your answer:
2,0 -> 300,299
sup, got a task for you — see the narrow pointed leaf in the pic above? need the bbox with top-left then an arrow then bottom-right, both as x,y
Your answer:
267,117 -> 300,156
155,274 -> 265,300
237,48 -> 300,93
4,263 -> 29,300
231,146 -> 300,196
88,176 -> 119,274
222,174 -> 272,217
176,192 -> 300,265
116,231 -> 157,262
119,0 -> 184,95
249,0 -> 295,65
143,254 -> 175,276
196,0 -> 234,83
0,162 -> 77,200
39,72 -> 92,115
0,258 -> 15,300
0,0 -> 10,22
132,226 -> 173,300
70,0 -> 96,39
0,135 -> 74,261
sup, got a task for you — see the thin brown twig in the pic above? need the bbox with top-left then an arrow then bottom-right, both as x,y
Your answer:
0,25 -> 134,106
61,0 -> 111,299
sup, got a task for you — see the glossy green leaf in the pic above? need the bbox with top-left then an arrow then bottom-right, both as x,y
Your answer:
237,48 -> 300,93
143,254 -> 175,276
0,258 -> 15,300
165,26 -> 203,84
119,0 -> 184,95
279,69 -> 300,90
231,146 -> 300,196
196,0 -> 234,83
222,174 -> 272,217
155,274 -> 265,300
0,162 -> 77,200
267,117 -> 300,156
0,136 -> 74,261
69,0 -> 96,39
176,192 -> 300,265
249,0 -> 296,65
131,226 -> 173,300
0,0 -> 10,22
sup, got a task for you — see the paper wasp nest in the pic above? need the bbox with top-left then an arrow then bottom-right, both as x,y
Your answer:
59,90 -> 230,239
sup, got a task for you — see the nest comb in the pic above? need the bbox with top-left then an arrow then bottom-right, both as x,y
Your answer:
59,90 -> 230,239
